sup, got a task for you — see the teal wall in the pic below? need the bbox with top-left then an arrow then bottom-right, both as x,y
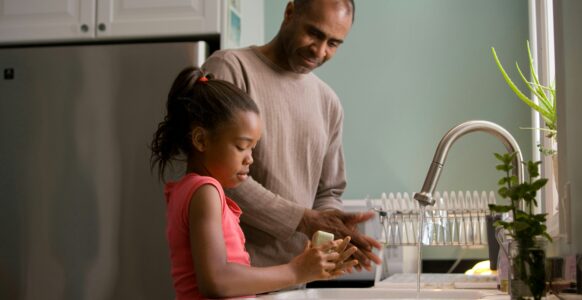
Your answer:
265,0 -> 532,200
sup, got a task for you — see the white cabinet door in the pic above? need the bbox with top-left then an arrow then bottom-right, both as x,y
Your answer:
96,0 -> 220,39
0,0 -> 227,44
0,0 -> 96,44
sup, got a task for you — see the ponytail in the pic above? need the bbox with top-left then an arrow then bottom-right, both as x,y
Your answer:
150,67 -> 258,181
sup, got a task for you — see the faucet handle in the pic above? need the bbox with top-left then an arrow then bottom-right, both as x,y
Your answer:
413,191 -> 436,207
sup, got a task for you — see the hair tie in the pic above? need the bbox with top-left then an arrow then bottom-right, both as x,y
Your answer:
197,76 -> 209,83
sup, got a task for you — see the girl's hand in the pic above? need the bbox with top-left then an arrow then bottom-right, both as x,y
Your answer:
289,241 -> 340,284
326,236 -> 359,276
289,237 -> 360,284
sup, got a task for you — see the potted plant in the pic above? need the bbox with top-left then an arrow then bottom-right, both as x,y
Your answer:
491,42 -> 558,188
489,152 -> 551,300
491,42 -> 557,148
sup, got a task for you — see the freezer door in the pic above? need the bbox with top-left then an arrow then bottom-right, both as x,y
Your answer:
0,42 -> 206,300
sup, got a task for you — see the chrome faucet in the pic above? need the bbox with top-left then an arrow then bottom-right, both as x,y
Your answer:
413,120 -> 524,207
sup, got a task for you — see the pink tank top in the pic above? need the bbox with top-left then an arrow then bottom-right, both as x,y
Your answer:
165,173 -> 250,299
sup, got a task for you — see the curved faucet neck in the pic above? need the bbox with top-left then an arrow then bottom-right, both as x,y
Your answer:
414,120 -> 524,207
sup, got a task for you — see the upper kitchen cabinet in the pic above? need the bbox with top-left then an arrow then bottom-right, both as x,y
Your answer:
0,0 -> 97,43
95,0 -> 220,39
0,0 -> 263,46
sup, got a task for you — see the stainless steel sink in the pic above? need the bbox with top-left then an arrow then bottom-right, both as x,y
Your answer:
258,287 -> 506,299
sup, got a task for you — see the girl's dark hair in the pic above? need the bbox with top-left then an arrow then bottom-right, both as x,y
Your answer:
150,66 -> 259,181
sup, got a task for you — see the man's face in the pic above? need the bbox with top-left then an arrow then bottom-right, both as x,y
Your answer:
279,0 -> 353,74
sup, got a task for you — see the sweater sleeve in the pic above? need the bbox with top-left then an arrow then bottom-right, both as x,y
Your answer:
203,52 -> 247,90
202,51 -> 306,241
226,178 -> 305,241
313,97 -> 346,211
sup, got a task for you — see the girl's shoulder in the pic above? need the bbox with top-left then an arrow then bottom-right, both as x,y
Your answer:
183,173 -> 222,188
165,173 -> 225,203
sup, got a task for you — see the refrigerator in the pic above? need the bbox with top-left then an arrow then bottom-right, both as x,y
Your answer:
0,41 -> 209,300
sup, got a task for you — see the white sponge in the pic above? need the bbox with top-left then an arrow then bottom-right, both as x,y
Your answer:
311,230 -> 334,247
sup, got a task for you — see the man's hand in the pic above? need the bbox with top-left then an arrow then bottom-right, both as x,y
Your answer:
298,209 -> 382,271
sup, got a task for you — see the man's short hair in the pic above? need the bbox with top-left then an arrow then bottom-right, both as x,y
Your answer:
293,0 -> 355,23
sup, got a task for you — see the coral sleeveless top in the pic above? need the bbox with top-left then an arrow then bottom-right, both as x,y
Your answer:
165,173 -> 250,299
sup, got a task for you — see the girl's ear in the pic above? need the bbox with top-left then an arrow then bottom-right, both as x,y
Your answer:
191,127 -> 208,152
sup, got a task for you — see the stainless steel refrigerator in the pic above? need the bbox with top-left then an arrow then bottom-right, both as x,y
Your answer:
0,41 -> 209,300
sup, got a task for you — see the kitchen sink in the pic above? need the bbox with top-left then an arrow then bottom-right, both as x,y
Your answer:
258,287 -> 506,299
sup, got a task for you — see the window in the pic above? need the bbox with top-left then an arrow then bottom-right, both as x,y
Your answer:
529,0 -> 560,237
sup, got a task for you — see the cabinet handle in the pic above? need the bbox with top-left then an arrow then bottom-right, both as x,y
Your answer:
98,23 -> 107,32
80,24 -> 89,33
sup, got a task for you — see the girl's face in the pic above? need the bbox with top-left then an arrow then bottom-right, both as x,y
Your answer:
202,111 -> 262,188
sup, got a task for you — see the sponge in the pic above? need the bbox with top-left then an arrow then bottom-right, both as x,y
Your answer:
311,230 -> 334,247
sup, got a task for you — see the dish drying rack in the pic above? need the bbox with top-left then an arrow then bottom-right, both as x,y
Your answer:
367,191 -> 496,248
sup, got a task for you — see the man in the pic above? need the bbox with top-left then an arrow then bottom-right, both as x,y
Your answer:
203,0 -> 381,271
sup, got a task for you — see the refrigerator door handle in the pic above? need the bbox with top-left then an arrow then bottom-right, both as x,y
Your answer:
194,41 -> 209,67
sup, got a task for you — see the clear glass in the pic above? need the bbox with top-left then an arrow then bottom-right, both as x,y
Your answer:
509,238 -> 548,300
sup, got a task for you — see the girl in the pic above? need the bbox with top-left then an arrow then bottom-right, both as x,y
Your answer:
150,67 -> 358,299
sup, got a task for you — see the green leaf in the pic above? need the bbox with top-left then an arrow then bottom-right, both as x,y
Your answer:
516,63 -> 542,99
504,152 -> 517,164
513,220 -> 530,232
532,178 -> 548,191
534,213 -> 548,222
515,210 -> 528,219
535,85 -> 554,113
492,47 -> 540,113
490,150 -> 552,244
527,41 -> 541,86
494,220 -> 512,229
542,232 -> 553,242
489,204 -> 512,213
491,42 -> 557,134
515,63 -> 554,120
498,187 -> 509,198
527,161 -> 542,177
496,164 -> 511,172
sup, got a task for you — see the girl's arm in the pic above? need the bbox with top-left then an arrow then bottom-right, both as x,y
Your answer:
189,184 -> 350,298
